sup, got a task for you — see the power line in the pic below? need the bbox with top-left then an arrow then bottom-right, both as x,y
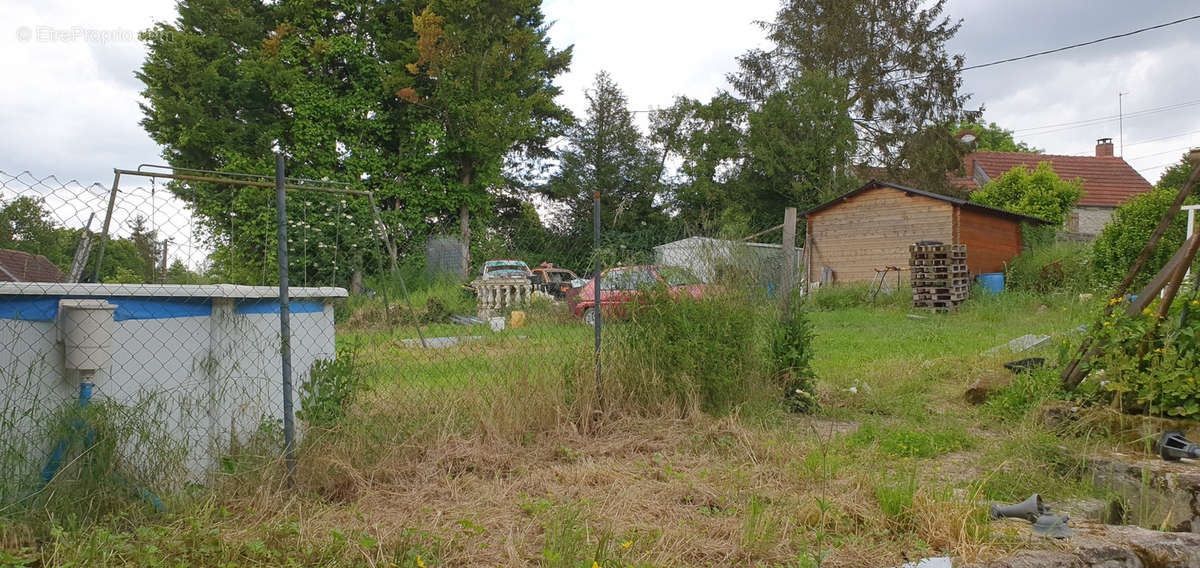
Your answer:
894,14 -> 1200,83
1012,98 -> 1200,136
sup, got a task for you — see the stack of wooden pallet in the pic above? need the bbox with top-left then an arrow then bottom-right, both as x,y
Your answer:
909,243 -> 968,310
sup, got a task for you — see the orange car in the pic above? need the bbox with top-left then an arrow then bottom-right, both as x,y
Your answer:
571,265 -> 704,325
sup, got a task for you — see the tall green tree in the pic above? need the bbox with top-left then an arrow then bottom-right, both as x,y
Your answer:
140,0 -> 570,283
650,93 -> 749,232
739,75 -> 859,219
969,162 -> 1083,225
651,75 -> 858,233
128,216 -> 162,284
394,1 -> 572,278
730,0 -> 968,190
541,72 -> 664,241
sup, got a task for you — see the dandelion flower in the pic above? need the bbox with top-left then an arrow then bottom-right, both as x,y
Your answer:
1103,321 -> 1112,326
417,556 -> 425,568
621,541 -> 632,549
591,563 -> 599,568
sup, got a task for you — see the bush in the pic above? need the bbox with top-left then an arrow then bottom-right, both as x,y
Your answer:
608,288 -> 779,413
298,340 -> 364,428
1079,296 -> 1200,419
970,162 -> 1083,226
1004,242 -> 1094,294
1093,188 -> 1199,288
768,313 -> 818,413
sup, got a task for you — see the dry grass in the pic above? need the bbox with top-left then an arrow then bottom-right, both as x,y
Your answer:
191,408 -> 1038,568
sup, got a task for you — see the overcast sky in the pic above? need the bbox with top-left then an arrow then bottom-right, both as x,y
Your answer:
2,0 -> 1198,194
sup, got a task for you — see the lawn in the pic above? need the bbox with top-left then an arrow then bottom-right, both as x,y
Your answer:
2,289 -> 1132,567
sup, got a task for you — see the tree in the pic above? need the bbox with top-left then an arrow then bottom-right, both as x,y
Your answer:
969,162 -> 1082,226
541,72 -> 663,239
395,1 -> 572,279
139,0 -> 406,285
730,0 -> 967,189
740,75 -> 859,218
954,121 -> 1042,153
1092,155 -> 1199,287
1156,154 -> 1197,191
649,93 -> 749,232
651,75 -> 859,233
1093,188 -> 1199,288
0,196 -> 76,269
128,216 -> 162,284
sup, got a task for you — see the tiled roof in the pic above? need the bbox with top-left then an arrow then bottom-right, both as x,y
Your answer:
969,151 -> 1152,208
0,249 -> 65,283
804,180 -> 1051,225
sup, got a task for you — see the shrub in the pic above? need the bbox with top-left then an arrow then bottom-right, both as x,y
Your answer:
970,162 -> 1083,226
1080,297 -> 1200,419
298,340 -> 364,428
608,288 -> 769,413
768,312 -> 818,413
1092,188 -> 1199,288
1004,241 -> 1094,294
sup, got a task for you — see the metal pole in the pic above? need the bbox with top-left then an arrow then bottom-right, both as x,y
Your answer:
275,154 -> 296,482
93,171 -> 121,282
593,191 -> 602,408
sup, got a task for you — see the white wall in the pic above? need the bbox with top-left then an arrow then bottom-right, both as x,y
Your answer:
0,294 -> 337,498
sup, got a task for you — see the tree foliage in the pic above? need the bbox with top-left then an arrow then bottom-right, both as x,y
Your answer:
1092,159 -> 1200,288
651,75 -> 859,234
969,162 -> 1082,226
541,72 -> 664,239
0,196 -> 150,283
139,0 -> 571,283
954,121 -> 1041,153
730,0 -> 967,189
391,0 -> 572,277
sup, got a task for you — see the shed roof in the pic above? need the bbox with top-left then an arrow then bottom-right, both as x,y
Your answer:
966,151 -> 1152,207
0,249 -> 65,283
803,180 -> 1052,225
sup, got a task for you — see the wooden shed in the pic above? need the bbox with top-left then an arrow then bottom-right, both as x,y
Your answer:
802,181 -> 1049,284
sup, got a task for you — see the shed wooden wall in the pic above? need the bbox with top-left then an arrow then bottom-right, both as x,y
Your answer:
958,207 -> 1023,275
806,186 -> 954,283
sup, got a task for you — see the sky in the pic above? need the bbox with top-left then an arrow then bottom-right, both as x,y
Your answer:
1,0 -> 1199,211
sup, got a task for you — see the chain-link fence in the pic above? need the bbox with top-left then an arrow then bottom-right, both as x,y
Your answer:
0,167 -> 803,512
0,167 -> 390,510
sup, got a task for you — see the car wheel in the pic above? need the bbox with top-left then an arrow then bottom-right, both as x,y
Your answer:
582,307 -> 597,326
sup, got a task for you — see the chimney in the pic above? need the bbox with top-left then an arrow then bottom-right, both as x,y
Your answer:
1096,138 -> 1114,158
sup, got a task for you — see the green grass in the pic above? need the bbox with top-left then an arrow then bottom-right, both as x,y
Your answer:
7,287 -> 1132,566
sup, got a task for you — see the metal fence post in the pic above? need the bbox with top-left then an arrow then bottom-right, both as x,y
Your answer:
275,154 -> 296,482
92,170 -> 121,282
593,191 -> 602,407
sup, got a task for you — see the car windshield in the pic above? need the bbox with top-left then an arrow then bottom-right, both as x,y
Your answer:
486,263 -> 526,273
656,266 -> 701,287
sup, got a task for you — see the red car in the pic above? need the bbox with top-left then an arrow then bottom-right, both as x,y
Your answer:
572,265 -> 705,325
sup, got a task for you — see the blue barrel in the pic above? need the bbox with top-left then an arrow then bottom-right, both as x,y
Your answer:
977,272 -> 1005,295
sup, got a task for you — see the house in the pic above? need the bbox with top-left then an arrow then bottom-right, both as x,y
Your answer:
954,138 -> 1153,235
803,181 -> 1050,284
0,249 -> 65,283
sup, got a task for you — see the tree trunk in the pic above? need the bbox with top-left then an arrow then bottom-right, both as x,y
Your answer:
459,164 -> 475,281
459,203 -> 471,280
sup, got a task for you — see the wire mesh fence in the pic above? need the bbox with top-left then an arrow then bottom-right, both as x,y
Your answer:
0,167 -> 804,513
